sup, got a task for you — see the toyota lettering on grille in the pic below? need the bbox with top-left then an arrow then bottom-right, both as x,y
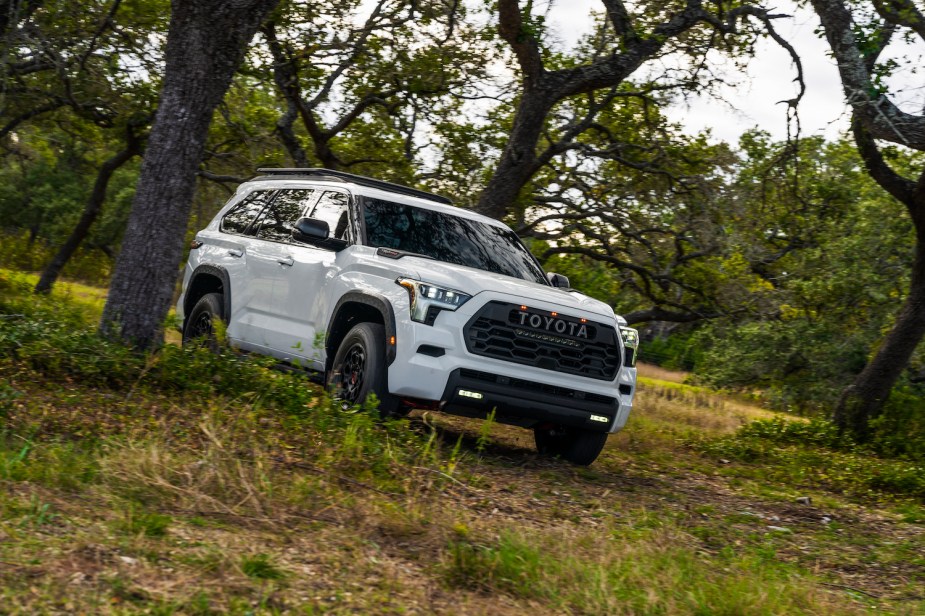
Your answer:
514,310 -> 589,339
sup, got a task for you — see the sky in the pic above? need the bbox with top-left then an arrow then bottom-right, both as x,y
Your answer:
542,0 -> 924,145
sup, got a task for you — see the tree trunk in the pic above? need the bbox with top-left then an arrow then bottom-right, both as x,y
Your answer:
99,0 -> 278,349
34,136 -> 139,294
835,235 -> 925,439
474,87 -> 555,221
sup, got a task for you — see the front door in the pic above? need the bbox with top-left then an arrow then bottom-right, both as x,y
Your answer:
267,190 -> 353,369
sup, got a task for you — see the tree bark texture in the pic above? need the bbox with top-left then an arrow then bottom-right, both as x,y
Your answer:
475,0 -> 775,221
811,0 -> 925,150
475,87 -> 556,220
34,129 -> 141,294
100,0 -> 279,348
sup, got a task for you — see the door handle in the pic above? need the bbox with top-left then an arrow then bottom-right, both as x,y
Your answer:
277,256 -> 294,267
228,249 -> 244,258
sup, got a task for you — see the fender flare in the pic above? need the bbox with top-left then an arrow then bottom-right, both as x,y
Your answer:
186,264 -> 232,325
327,292 -> 398,367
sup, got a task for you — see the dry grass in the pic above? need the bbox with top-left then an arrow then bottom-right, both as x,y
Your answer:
635,377 -> 781,435
636,361 -> 689,383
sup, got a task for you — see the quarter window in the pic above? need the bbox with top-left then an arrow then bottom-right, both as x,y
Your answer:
220,190 -> 275,235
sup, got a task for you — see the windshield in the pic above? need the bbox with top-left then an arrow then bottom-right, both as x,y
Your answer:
361,197 -> 547,284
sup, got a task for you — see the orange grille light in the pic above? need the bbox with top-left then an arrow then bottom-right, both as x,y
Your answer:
520,305 -> 527,310
551,312 -> 558,317
580,318 -> 587,323
390,336 -> 396,345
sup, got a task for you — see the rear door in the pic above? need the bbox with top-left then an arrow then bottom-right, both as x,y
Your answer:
208,189 -> 276,344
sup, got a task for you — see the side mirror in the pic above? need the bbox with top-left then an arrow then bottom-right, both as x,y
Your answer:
546,272 -> 570,288
291,217 -> 348,251
292,217 -> 329,243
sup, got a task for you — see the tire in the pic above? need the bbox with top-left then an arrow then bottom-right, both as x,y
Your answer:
328,322 -> 399,417
182,292 -> 225,350
534,425 -> 608,466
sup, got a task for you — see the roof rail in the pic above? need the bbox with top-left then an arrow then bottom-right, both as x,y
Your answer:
254,168 -> 453,205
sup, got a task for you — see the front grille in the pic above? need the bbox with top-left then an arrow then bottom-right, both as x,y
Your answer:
464,301 -> 621,380
460,369 -> 616,405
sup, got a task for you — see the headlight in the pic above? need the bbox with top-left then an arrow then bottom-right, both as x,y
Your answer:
396,277 -> 472,325
619,325 -> 639,367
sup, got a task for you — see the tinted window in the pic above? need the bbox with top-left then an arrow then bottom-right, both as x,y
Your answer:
221,190 -> 275,235
362,198 -> 546,284
310,191 -> 350,240
253,189 -> 316,243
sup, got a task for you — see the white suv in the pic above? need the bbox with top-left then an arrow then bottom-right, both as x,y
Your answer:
177,169 -> 638,465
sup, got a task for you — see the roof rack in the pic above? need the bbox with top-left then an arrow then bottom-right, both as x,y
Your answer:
255,168 -> 453,205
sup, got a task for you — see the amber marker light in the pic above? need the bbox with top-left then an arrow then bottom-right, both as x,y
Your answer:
581,318 -> 587,323
390,336 -> 396,345
520,305 -> 527,310
551,312 -> 558,317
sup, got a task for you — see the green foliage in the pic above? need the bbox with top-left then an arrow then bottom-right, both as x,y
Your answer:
701,418 -> 925,500
0,436 -> 99,489
445,532 -> 549,598
120,504 -> 172,537
241,553 -> 286,580
686,136 -> 922,414
0,380 -> 21,419
638,329 -> 703,371
869,389 -> 925,461
691,320 -> 871,412
735,417 -> 847,449
19,497 -> 58,528
444,525 -> 840,614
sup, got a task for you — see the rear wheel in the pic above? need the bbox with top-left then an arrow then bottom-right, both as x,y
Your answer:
534,425 -> 608,466
182,293 -> 224,350
328,322 -> 399,417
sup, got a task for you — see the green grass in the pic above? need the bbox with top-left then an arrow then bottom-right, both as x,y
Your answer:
444,524 -> 856,615
0,269 -> 923,614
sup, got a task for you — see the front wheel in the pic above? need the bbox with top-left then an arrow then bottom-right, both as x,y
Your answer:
328,322 -> 399,417
534,425 -> 608,466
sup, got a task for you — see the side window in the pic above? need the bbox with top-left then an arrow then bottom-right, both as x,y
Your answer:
310,191 -> 350,240
220,190 -> 275,235
253,189 -> 317,243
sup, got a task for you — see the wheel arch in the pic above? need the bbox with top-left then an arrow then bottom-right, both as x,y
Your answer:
184,265 -> 231,327
326,292 -> 397,372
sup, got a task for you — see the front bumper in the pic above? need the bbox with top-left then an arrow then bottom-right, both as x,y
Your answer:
387,291 -> 636,433
440,368 -> 621,432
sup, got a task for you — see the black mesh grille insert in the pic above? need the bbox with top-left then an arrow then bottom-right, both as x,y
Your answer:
464,302 -> 621,381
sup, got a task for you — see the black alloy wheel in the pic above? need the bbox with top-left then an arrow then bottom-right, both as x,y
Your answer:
328,322 -> 400,417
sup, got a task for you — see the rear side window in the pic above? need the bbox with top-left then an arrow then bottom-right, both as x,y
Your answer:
220,190 -> 275,235
253,189 -> 317,243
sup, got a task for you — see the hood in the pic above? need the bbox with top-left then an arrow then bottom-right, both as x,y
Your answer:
397,257 -> 616,321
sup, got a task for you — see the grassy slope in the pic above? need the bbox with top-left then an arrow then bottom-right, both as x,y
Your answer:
0,270 -> 923,614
